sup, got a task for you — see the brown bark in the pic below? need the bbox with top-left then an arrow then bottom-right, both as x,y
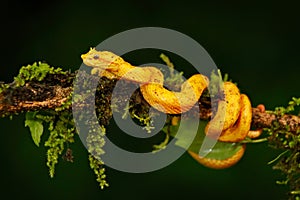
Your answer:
0,85 -> 72,115
251,107 -> 299,133
198,103 -> 299,134
0,75 -> 299,134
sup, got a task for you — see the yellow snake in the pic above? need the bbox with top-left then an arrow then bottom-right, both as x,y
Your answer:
81,48 -> 261,169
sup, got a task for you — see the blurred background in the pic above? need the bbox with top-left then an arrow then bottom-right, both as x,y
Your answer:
0,0 -> 299,199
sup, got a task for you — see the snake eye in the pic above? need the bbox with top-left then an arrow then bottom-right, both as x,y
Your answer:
93,55 -> 99,59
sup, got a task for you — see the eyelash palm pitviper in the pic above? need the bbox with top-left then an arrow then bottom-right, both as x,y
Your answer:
81,48 -> 262,169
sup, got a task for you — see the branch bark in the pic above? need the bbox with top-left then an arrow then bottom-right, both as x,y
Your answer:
0,85 -> 72,115
0,73 -> 74,116
0,72 -> 299,134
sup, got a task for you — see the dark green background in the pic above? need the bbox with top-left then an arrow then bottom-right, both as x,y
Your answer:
1,1 -> 299,199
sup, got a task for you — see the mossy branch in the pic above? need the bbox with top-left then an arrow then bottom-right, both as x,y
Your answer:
0,62 -> 299,199
0,72 -> 299,134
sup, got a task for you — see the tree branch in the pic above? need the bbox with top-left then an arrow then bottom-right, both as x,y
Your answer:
0,85 -> 72,115
0,71 -> 299,134
0,73 -> 74,116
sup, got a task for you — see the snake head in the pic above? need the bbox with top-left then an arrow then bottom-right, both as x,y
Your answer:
81,47 -> 123,70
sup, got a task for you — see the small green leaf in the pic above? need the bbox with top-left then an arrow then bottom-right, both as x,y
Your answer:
25,112 -> 44,147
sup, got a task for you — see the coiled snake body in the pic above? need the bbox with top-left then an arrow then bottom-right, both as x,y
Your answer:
81,48 -> 261,169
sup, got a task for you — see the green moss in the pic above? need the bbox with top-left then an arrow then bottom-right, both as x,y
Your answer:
160,53 -> 184,91
86,125 -> 109,189
13,62 -> 66,87
43,111 -> 75,177
266,97 -> 300,200
89,154 -> 109,189
1,63 -> 111,188
2,56 -> 299,198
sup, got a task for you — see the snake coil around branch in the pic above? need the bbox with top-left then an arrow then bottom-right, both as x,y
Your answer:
81,48 -> 266,169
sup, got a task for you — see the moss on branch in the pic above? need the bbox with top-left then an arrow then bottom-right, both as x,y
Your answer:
1,70 -> 299,134
0,62 -> 299,199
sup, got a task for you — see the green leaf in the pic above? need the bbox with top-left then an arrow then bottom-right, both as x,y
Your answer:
25,112 -> 44,147
165,119 -> 243,160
